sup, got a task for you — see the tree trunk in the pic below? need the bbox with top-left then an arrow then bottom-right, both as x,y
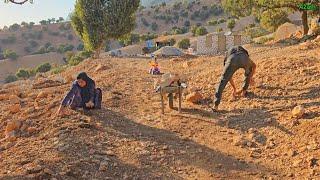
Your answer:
301,10 -> 309,35
94,46 -> 102,59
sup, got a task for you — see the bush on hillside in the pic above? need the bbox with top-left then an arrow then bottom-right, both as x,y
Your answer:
227,19 -> 236,31
28,69 -> 36,77
178,38 -> 191,49
5,75 -> 18,83
208,18 -> 218,26
79,50 -> 93,59
3,50 -> 18,60
67,34 -> 74,40
24,46 -> 32,53
184,20 -> 191,27
218,18 -> 226,24
28,40 -> 39,48
245,26 -> 270,38
51,65 -> 67,74
151,22 -> 158,31
195,26 -> 208,36
47,46 -> 56,52
141,17 -> 149,27
77,44 -> 84,51
68,55 -> 84,66
16,69 -> 30,79
36,63 -> 52,73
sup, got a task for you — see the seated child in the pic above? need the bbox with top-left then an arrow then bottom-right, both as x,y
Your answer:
149,57 -> 160,75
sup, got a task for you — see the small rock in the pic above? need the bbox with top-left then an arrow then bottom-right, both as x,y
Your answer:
186,92 -> 203,104
309,157 -> 318,168
27,127 -> 38,134
95,64 -> 108,72
5,120 -> 22,133
9,104 -> 21,114
289,150 -> 298,157
37,91 -> 48,99
99,162 -> 108,171
292,105 -> 305,118
293,159 -> 302,167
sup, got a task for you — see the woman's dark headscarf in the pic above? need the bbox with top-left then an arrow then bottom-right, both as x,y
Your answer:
77,72 -> 95,103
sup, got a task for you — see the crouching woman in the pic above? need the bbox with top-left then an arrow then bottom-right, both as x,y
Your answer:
57,72 -> 102,116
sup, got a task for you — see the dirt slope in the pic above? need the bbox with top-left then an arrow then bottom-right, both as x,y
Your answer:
0,42 -> 320,179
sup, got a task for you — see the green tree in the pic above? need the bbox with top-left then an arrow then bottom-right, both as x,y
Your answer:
222,0 -> 318,35
36,63 -> 52,73
16,69 -> 30,79
195,26 -> 208,36
227,19 -> 236,31
5,75 -> 18,83
178,38 -> 190,49
71,0 -> 139,59
260,9 -> 289,32
3,49 -> 18,60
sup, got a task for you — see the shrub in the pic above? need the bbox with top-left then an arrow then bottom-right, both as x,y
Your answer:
47,46 -> 56,52
208,18 -> 218,26
151,22 -> 158,31
218,18 -> 226,24
79,50 -> 93,59
77,44 -> 84,51
5,75 -> 18,83
195,26 -> 208,36
24,46 -> 32,53
4,50 -> 18,60
184,20 -> 191,27
68,55 -> 84,66
16,69 -> 30,79
178,38 -> 191,49
141,17 -> 149,27
227,19 -> 236,31
51,65 -> 67,74
36,63 -> 52,73
67,34 -> 74,40
28,40 -> 39,48
28,69 -> 36,77
260,9 -> 289,32
34,46 -> 48,54
245,26 -> 270,38
44,42 -> 52,49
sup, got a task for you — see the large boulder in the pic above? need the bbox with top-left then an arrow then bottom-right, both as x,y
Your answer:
154,46 -> 184,57
274,23 -> 302,42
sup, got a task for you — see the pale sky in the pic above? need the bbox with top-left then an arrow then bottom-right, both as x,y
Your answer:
0,0 -> 76,28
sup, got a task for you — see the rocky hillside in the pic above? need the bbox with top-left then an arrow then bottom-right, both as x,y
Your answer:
0,37 -> 320,179
0,22 -> 81,58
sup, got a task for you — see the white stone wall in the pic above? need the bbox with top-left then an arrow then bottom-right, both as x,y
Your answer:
196,35 -> 218,55
226,35 -> 234,51
241,36 -> 251,45
197,33 -> 251,55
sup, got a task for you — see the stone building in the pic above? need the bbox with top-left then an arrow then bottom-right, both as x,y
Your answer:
196,32 -> 251,55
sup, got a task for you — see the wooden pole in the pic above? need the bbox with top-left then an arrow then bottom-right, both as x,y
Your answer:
168,93 -> 174,109
178,86 -> 182,113
160,89 -> 164,114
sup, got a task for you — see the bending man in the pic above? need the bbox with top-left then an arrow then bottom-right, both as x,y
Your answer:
213,46 -> 256,111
